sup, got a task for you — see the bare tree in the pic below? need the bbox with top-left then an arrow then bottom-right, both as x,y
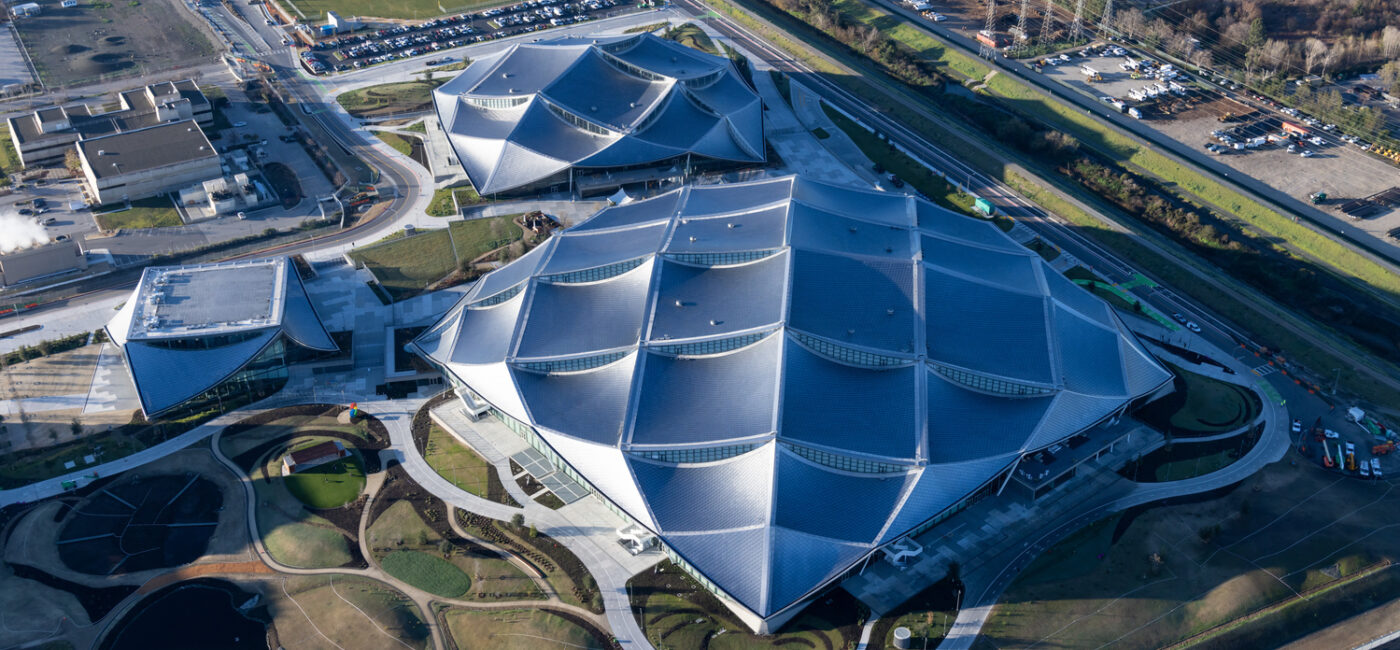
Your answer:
1384,25 -> 1400,59
1304,38 -> 1329,75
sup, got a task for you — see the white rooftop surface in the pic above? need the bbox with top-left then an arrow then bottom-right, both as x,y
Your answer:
125,259 -> 285,340
413,175 -> 1174,622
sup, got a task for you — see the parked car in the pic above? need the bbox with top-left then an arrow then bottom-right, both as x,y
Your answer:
54,234 -> 69,242
1300,150 -> 1315,158
1172,313 -> 1187,323
1291,419 -> 1302,434
1372,458 -> 1383,477
1325,429 -> 1340,439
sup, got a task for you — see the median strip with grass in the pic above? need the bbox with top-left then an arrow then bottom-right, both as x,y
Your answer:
821,101 -> 977,216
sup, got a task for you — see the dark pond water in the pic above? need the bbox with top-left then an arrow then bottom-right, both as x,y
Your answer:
102,580 -> 267,650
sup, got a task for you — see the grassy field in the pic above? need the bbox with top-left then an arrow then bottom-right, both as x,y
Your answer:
93,196 -> 182,230
244,436 -> 360,568
404,121 -> 427,133
382,550 -> 472,597
374,131 -> 420,159
980,459 -> 1400,648
348,216 -> 523,299
281,0 -> 493,20
424,423 -> 510,503
283,452 -> 366,509
426,186 -> 459,217
266,575 -> 430,650
0,124 -> 19,184
338,80 -> 446,118
370,501 -> 541,601
1137,362 -> 1261,435
821,101 -> 978,217
444,609 -> 603,650
664,23 -> 718,55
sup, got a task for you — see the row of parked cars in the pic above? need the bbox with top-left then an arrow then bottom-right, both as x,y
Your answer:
301,0 -> 617,73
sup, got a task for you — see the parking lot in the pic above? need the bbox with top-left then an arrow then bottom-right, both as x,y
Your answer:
1031,45 -> 1400,246
301,0 -> 628,73
1294,409 -> 1399,480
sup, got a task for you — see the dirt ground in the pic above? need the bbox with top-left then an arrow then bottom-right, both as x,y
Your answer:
254,574 -> 431,650
12,0 -> 218,88
0,561 -> 91,647
0,343 -> 137,454
1033,49 -> 1400,245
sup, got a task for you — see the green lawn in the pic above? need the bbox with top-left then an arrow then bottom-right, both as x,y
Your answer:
664,23 -> 718,55
424,423 -> 514,504
368,500 -> 441,548
981,460 -> 1400,648
349,229 -> 455,300
348,216 -> 523,300
1168,365 -> 1261,432
381,551 -> 472,597
283,451 -> 366,509
93,196 -> 182,230
374,131 -> 420,159
822,101 -> 979,217
337,79 -> 446,118
0,124 -> 20,184
404,121 -> 427,133
426,186 -> 462,217
444,609 -> 602,650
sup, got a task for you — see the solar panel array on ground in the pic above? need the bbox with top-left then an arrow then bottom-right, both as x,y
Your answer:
509,448 -> 590,504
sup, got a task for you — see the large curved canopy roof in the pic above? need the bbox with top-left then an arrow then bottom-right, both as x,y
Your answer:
107,257 -> 337,416
433,32 -> 763,195
413,176 -> 1171,619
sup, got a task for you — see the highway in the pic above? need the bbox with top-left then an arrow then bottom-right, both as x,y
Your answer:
858,0 -> 1400,276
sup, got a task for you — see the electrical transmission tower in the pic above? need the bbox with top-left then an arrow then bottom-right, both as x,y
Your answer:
1099,0 -> 1115,36
1070,0 -> 1085,42
980,0 -> 998,57
1016,0 -> 1031,46
1038,0 -> 1054,44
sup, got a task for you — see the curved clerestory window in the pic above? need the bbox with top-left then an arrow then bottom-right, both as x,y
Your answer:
538,257 -> 647,284
652,330 -> 771,357
929,361 -> 1056,396
515,350 -> 630,374
469,283 -> 524,308
633,443 -> 757,464
666,249 -> 777,266
465,95 -> 530,109
790,331 -> 910,368
784,442 -> 910,474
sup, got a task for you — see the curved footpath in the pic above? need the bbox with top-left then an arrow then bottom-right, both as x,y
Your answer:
358,399 -> 654,649
939,324 -> 1290,649
201,401 -> 619,650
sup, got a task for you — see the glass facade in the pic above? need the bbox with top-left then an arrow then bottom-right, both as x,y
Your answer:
466,95 -> 530,109
790,331 -> 910,368
470,283 -> 524,307
154,337 -> 289,420
515,350 -> 629,374
538,257 -> 647,284
653,330 -> 770,357
929,362 -> 1055,396
666,249 -> 776,266
784,442 -> 908,474
634,444 -> 757,464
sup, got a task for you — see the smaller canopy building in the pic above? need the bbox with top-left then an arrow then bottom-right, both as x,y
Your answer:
434,32 -> 764,196
106,257 -> 337,419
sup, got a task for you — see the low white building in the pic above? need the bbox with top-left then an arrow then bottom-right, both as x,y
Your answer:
78,121 -> 222,206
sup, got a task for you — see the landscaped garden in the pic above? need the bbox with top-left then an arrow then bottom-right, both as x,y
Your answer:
347,215 -> 525,300
1136,363 -> 1262,436
282,447 -> 366,509
628,560 -> 864,649
264,575 -> 431,650
367,471 -> 541,603
457,510 -> 600,613
443,608 -> 605,650
981,460 -> 1400,648
337,79 -> 446,118
218,405 -> 387,569
421,422 -> 517,505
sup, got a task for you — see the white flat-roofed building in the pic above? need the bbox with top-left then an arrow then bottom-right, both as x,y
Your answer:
411,175 -> 1174,632
78,120 -> 222,206
106,257 -> 338,419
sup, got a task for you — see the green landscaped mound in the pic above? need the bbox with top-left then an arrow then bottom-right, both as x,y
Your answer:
381,550 -> 472,597
347,216 -> 524,300
1136,363 -> 1262,435
283,452 -> 366,509
444,609 -> 603,650
337,79 -> 445,118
